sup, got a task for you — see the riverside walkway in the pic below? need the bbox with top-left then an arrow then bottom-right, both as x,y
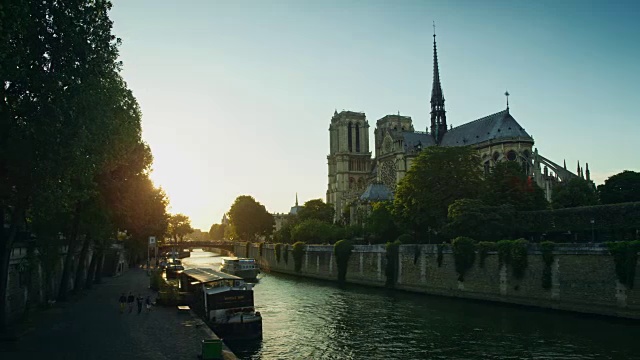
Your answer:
1,267 -> 236,360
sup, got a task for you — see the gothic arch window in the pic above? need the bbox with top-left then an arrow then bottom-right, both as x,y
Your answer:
507,150 -> 517,161
493,151 -> 500,162
349,177 -> 355,189
348,122 -> 353,152
355,123 -> 360,152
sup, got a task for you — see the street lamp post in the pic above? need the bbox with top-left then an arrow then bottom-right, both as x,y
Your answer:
590,219 -> 595,242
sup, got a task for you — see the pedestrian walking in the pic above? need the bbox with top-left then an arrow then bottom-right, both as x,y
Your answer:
136,294 -> 143,314
127,292 -> 135,313
145,295 -> 152,312
118,293 -> 126,314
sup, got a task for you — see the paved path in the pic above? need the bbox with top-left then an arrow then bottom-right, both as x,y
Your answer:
1,268 -> 234,360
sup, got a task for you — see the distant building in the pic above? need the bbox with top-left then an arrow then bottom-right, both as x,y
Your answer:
327,30 -> 590,223
273,194 -> 303,231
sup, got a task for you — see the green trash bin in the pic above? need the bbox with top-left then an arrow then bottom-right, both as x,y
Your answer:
201,339 -> 222,360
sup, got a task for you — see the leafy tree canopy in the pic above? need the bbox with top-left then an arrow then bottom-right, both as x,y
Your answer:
291,219 -> 341,244
598,170 -> 640,204
365,201 -> 399,244
228,195 -> 274,241
394,146 -> 482,236
209,223 -> 227,240
444,199 -> 516,241
552,177 -> 598,209
167,213 -> 193,243
298,199 -> 335,223
482,161 -> 548,211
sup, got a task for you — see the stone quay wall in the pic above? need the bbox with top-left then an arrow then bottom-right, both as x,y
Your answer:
235,242 -> 640,320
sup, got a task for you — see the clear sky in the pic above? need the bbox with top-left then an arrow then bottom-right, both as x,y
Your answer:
110,0 -> 640,231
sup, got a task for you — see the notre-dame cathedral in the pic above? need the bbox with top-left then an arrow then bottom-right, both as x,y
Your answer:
326,32 -> 589,223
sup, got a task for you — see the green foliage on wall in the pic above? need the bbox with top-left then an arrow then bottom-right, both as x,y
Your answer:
283,244 -> 289,264
413,245 -> 421,265
511,239 -> 529,279
497,240 -> 513,267
275,243 -> 282,263
245,242 -> 251,258
437,244 -> 444,267
540,241 -> 555,289
477,241 -> 496,268
497,239 -> 529,279
258,242 -> 264,257
385,240 -> 402,286
334,240 -> 354,282
606,241 -> 640,289
292,242 -> 305,272
452,237 -> 476,282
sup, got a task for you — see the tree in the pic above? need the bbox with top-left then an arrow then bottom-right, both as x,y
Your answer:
552,177 -> 599,209
168,214 -> 193,243
482,161 -> 548,211
290,219 -> 340,244
227,195 -> 274,241
298,199 -> 335,223
365,202 -> 399,244
394,146 -> 483,239
598,170 -> 640,204
209,223 -> 226,240
444,199 -> 515,241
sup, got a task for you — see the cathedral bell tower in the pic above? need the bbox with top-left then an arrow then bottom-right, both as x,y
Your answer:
430,27 -> 447,144
327,110 -> 371,222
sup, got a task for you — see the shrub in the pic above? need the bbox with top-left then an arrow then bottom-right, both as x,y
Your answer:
149,270 -> 163,291
275,243 -> 282,263
334,240 -> 354,282
452,237 -> 476,282
292,242 -> 305,272
540,241 -> 555,289
437,243 -> 445,267
606,241 -> 640,289
385,240 -> 402,286
511,239 -> 529,279
396,234 -> 413,244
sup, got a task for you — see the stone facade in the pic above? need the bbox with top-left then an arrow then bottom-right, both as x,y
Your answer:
236,242 -> 640,319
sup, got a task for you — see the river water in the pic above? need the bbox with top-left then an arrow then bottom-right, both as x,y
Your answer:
182,250 -> 640,360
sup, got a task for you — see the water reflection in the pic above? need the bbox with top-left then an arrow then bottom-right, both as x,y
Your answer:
183,250 -> 640,360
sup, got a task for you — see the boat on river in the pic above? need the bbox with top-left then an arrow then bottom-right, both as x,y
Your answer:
219,257 -> 260,281
179,268 -> 262,340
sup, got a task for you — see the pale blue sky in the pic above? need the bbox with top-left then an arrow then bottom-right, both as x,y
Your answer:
110,0 -> 640,230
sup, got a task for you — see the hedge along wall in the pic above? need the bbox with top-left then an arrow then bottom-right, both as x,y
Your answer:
232,242 -> 640,319
516,202 -> 640,241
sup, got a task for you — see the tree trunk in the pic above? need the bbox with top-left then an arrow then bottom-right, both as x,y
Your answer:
73,233 -> 92,293
0,205 -> 21,331
57,204 -> 82,301
85,250 -> 98,289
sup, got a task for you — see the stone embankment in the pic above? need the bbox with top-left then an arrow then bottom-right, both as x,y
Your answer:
236,242 -> 640,320
1,267 -> 237,360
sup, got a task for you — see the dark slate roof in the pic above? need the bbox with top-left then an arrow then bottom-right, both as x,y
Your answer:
439,110 -> 533,147
360,183 -> 394,202
402,132 -> 436,153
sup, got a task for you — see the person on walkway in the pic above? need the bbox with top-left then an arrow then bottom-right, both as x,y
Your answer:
118,293 -> 126,314
136,294 -> 143,314
145,295 -> 152,312
127,292 -> 135,313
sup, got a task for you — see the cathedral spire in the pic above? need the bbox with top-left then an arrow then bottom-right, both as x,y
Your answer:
295,192 -> 299,207
430,22 -> 447,144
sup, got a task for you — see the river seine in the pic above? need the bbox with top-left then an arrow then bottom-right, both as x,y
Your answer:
182,250 -> 640,360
